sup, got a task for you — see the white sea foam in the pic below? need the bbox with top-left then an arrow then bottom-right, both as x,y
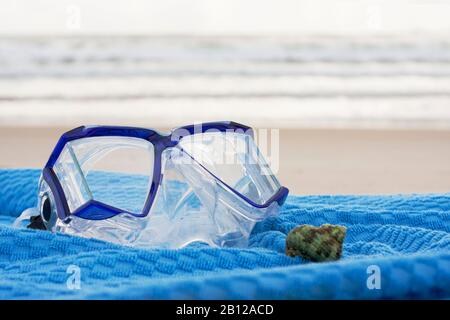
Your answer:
1,36 -> 450,129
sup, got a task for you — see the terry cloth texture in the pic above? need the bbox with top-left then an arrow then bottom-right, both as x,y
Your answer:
0,169 -> 449,299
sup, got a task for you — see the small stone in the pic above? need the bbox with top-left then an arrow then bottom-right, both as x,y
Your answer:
285,224 -> 346,262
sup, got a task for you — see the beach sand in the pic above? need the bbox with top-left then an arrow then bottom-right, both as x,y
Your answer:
1,127 -> 449,195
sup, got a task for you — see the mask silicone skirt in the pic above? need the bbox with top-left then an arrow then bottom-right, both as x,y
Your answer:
15,122 -> 289,249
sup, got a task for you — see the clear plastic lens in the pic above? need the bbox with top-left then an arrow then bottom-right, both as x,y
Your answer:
53,137 -> 154,214
53,146 -> 92,212
178,132 -> 281,205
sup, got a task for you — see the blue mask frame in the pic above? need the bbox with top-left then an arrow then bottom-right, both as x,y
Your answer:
42,121 -> 289,221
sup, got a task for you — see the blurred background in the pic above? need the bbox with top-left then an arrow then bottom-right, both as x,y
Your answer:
1,0 -> 450,194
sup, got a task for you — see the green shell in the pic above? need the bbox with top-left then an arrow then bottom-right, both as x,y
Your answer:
285,224 -> 347,262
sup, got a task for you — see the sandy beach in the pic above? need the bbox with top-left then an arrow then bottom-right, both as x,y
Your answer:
1,127 -> 449,195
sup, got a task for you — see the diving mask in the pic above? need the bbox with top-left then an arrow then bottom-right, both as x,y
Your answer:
15,122 -> 288,248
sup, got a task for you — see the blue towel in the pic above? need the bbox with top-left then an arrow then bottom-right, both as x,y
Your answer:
0,169 -> 449,299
